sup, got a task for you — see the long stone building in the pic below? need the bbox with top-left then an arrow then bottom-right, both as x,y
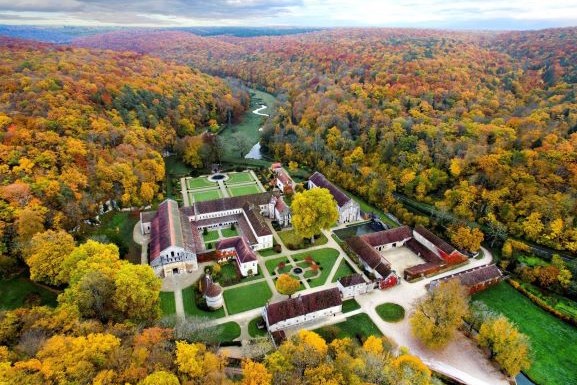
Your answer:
308,172 -> 361,224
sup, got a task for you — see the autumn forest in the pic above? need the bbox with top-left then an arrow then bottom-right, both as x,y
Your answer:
1,24 -> 577,385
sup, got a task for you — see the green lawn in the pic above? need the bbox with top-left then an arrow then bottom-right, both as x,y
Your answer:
331,260 -> 356,282
191,189 -> 222,202
159,291 -> 176,316
221,228 -> 239,238
265,256 -> 290,276
187,177 -> 216,189
182,286 -> 225,319
223,281 -> 272,315
227,172 -> 254,184
474,281 -> 577,385
314,313 -> 382,343
259,247 -> 281,257
277,229 -> 328,250
217,321 -> 241,342
87,211 -> 140,264
227,184 -> 263,197
249,316 -> 268,338
342,299 -> 361,313
219,263 -> 239,285
292,248 -> 340,287
203,230 -> 220,242
0,276 -> 58,310
164,155 -> 195,199
376,303 -> 405,322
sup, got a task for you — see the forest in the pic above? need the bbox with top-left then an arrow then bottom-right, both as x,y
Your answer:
0,36 -> 247,265
75,28 -> 577,255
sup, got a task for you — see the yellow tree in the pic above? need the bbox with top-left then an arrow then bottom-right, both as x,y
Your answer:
410,279 -> 469,349
477,316 -> 532,376
25,230 -> 75,285
275,273 -> 300,298
391,354 -> 432,385
113,263 -> 162,321
448,225 -> 484,253
175,341 -> 226,385
138,371 -> 180,385
240,360 -> 272,385
290,188 -> 338,243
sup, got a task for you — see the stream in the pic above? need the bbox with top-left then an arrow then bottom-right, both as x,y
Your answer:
244,104 -> 269,160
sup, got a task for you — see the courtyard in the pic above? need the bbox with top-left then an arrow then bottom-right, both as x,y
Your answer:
181,170 -> 266,206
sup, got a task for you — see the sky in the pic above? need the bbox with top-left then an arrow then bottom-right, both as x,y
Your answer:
0,0 -> 576,30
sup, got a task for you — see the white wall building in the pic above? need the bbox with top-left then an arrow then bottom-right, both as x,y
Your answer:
308,172 -> 361,224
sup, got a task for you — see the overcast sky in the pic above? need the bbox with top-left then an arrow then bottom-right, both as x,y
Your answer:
0,0 -> 576,29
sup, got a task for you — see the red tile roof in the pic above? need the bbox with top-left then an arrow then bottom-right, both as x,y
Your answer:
346,236 -> 384,269
275,168 -> 293,186
149,199 -> 190,261
338,273 -> 366,287
216,236 -> 257,263
265,288 -> 342,326
309,172 -> 351,207
405,239 -> 445,264
192,192 -> 273,215
361,226 -> 412,247
414,225 -> 457,256
432,264 -> 502,288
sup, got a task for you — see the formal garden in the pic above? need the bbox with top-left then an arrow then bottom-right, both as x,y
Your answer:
222,281 -> 273,315
182,170 -> 266,205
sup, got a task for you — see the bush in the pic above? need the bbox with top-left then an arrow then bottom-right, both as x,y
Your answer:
273,244 -> 282,253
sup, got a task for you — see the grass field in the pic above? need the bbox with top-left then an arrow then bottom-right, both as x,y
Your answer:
187,177 -> 216,189
221,228 -> 239,238
265,256 -> 289,276
248,316 -> 268,338
227,172 -> 254,184
314,313 -> 382,343
159,291 -> 176,316
227,184 -> 263,197
474,282 -> 577,385
376,303 -> 405,322
349,193 -> 399,228
278,229 -> 328,250
331,260 -> 356,282
0,276 -> 58,310
342,299 -> 361,313
190,189 -> 222,202
164,155 -> 194,199
223,281 -> 272,315
293,248 -> 340,287
87,211 -> 140,264
218,321 -> 241,341
203,230 -> 220,243
182,286 -> 225,319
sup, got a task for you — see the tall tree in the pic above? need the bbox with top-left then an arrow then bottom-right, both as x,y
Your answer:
290,188 -> 339,243
477,316 -> 532,376
275,274 -> 300,298
410,279 -> 469,348
25,230 -> 75,286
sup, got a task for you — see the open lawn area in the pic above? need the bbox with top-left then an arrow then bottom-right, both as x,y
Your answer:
227,172 -> 254,184
342,299 -> 361,313
190,189 -> 222,203
474,281 -> 577,385
187,177 -> 216,189
376,303 -> 405,322
314,313 -> 382,343
293,248 -> 340,287
265,256 -> 290,276
227,184 -> 263,197
331,260 -> 356,282
0,276 -> 58,310
221,228 -> 239,238
203,230 -> 220,242
277,228 -> 328,250
182,286 -> 225,319
249,316 -> 268,338
349,193 -> 398,228
159,291 -> 176,316
85,211 -> 140,264
223,281 -> 272,315
217,321 -> 241,342
259,247 -> 281,257
165,155 -> 195,199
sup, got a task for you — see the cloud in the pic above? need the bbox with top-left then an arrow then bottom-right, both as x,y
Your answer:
0,0 -> 575,28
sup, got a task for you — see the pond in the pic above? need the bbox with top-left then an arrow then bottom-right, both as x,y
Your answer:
292,267 -> 303,274
333,220 -> 388,241
208,173 -> 227,181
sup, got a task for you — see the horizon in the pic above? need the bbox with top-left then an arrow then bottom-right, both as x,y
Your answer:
0,0 -> 576,30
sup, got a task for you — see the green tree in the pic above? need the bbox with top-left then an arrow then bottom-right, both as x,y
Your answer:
290,188 -> 338,243
477,316 -> 532,376
410,279 -> 469,348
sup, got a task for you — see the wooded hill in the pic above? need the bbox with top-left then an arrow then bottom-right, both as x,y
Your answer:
0,37 -> 247,259
75,28 -> 577,254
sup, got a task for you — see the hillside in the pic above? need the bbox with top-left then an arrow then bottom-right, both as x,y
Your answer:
0,37 -> 247,258
74,28 -> 577,254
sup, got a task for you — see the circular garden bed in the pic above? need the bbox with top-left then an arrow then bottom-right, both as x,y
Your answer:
376,303 -> 405,322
